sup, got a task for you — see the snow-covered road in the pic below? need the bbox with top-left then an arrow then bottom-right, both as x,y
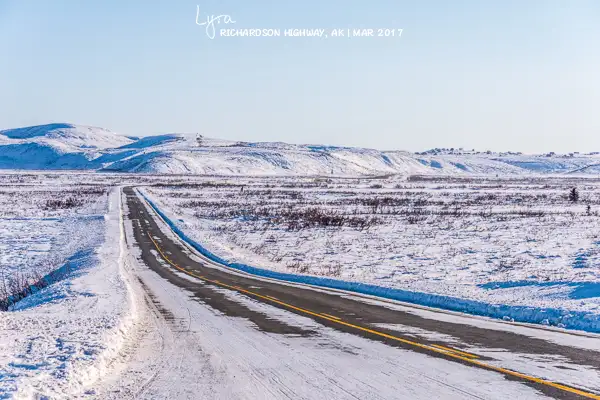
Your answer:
86,188 -> 600,399
97,256 -> 550,399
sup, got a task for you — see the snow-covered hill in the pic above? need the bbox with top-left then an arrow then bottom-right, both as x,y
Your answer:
0,124 -> 134,170
1,123 -> 600,176
0,123 -> 133,150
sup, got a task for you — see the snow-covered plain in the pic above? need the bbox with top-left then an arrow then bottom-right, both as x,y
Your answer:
0,174 -> 139,398
142,174 -> 600,330
1,170 -> 600,398
0,177 -> 109,306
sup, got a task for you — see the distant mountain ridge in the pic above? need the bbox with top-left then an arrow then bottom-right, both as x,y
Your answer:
1,123 -> 599,176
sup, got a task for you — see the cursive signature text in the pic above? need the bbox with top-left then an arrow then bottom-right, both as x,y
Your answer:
195,5 -> 236,39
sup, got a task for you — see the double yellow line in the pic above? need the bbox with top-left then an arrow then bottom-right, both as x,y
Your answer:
147,234 -> 600,399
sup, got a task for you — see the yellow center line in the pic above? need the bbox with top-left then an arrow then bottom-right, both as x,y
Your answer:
321,313 -> 342,320
146,233 -> 600,400
430,344 -> 479,359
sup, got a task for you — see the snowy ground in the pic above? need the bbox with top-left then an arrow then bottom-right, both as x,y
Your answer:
0,176 -> 109,305
2,171 -> 600,397
0,175 -> 139,398
0,176 -> 110,305
142,175 -> 600,325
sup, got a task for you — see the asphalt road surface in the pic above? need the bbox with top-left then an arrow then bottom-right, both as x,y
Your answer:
123,187 -> 600,399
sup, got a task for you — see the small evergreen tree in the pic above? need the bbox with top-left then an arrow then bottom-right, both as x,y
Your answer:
569,187 -> 579,203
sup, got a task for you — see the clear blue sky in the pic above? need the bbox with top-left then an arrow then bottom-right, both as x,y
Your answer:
0,0 -> 598,152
